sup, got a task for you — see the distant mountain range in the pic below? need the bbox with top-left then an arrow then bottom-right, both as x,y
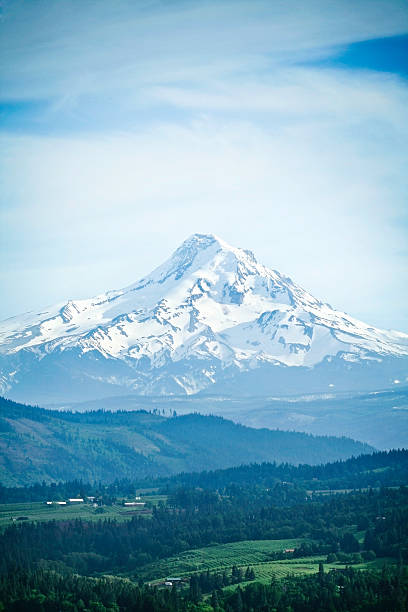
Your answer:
1,233 -> 407,404
0,397 -> 374,486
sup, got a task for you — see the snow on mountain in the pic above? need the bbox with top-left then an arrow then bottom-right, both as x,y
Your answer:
1,233 -> 407,403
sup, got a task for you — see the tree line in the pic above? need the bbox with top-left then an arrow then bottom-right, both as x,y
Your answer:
1,565 -> 407,611
1,448 -> 407,504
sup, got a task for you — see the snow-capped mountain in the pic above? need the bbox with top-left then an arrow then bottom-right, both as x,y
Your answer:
1,233 -> 407,404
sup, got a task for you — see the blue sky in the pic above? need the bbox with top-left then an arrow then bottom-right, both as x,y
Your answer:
1,0 -> 407,331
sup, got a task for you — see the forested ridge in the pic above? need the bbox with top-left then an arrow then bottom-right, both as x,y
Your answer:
1,448 -> 407,504
0,396 -> 373,486
161,448 -> 408,491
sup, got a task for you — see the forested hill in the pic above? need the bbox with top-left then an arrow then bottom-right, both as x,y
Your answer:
161,448 -> 408,492
0,396 -> 373,486
2,448 -> 407,505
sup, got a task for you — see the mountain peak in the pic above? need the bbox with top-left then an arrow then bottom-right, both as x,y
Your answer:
176,232 -> 258,268
1,233 -> 408,403
137,233 -> 258,289
176,233 -> 240,259
178,233 -> 254,257
172,232 -> 223,266
181,232 -> 221,248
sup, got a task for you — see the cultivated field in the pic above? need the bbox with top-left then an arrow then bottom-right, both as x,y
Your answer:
0,495 -> 167,530
141,539 -> 306,581
220,555 -> 396,592
140,539 -> 392,587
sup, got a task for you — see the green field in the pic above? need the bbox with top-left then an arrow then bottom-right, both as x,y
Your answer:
0,499 -> 399,594
228,556 -> 368,583
220,555 -> 397,593
139,539 -> 396,587
0,495 -> 167,530
141,539 -> 306,581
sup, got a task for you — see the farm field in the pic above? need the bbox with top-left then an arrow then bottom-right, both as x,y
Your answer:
219,555 -> 397,593
227,556 -> 375,584
141,539 -> 307,581
0,495 -> 167,530
139,539 -> 396,587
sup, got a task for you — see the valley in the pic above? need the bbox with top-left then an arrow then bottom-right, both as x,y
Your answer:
0,449 -> 407,610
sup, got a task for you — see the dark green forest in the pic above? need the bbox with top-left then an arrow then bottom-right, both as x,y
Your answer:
162,448 -> 408,492
1,565 -> 407,611
1,447 -> 407,504
0,565 -> 406,611
1,485 -> 408,609
1,487 -> 407,576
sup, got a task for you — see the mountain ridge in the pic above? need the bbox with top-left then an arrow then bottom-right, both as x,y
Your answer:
0,395 -> 374,486
1,233 -> 407,403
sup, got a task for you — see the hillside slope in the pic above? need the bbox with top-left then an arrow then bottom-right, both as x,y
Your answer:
0,397 -> 373,486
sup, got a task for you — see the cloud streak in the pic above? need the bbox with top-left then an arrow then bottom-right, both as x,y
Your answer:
0,0 -> 407,332
2,0 -> 408,103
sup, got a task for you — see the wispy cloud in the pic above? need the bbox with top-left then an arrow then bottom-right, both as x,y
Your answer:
0,0 -> 407,331
147,68 -> 408,123
2,0 -> 408,104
